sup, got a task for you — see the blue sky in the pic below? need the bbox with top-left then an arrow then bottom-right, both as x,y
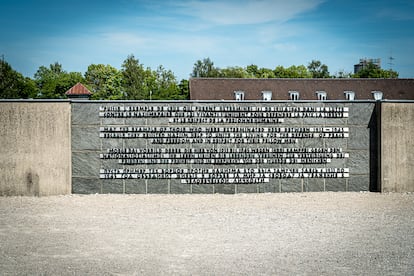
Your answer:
1,0 -> 413,80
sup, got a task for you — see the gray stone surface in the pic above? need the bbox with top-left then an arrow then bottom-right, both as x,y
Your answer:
281,179 -> 302,192
71,102 -> 375,194
346,150 -> 370,175
347,103 -> 375,125
125,181 -> 147,194
72,103 -> 100,125
72,126 -> 100,151
348,176 -> 370,192
72,177 -> 101,194
325,178 -> 347,192
348,127 -> 370,150
72,152 -> 100,178
304,179 -> 325,192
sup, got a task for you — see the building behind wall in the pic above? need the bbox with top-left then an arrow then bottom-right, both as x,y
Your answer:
189,78 -> 414,101
354,58 -> 381,74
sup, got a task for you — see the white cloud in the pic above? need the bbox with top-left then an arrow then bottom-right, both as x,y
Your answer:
178,0 -> 324,25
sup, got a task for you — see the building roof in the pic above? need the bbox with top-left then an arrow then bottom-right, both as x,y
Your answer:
189,78 -> 414,100
65,83 -> 92,96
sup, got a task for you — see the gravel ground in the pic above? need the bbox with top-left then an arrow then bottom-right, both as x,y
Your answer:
0,192 -> 413,276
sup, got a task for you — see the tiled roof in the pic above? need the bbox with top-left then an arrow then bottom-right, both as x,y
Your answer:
190,78 -> 414,100
65,83 -> 92,95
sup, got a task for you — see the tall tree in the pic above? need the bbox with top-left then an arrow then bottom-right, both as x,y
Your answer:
0,59 -> 38,98
153,65 -> 180,100
121,54 -> 153,100
34,62 -> 83,98
307,60 -> 330,78
191,58 -> 220,77
85,64 -> 123,100
178,79 -> 190,100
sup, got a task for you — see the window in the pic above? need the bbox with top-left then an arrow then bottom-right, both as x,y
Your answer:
371,91 -> 383,101
234,90 -> 245,101
316,91 -> 327,100
289,91 -> 299,101
261,91 -> 272,101
344,91 -> 355,101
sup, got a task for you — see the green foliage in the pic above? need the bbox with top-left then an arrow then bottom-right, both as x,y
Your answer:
0,55 -> 401,100
178,79 -> 189,100
307,60 -> 330,78
34,62 -> 84,98
0,59 -> 38,98
353,62 -> 399,78
85,64 -> 123,100
219,66 -> 254,78
274,65 -> 312,78
191,58 -> 220,77
121,54 -> 153,100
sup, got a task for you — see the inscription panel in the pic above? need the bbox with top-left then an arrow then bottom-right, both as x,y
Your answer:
71,102 -> 375,193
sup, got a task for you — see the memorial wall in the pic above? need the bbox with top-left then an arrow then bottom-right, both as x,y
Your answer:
72,101 -> 377,194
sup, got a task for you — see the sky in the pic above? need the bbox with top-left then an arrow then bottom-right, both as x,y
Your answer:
1,0 -> 414,80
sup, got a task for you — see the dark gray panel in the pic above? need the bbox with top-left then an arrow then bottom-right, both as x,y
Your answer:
72,126 -> 101,151
214,184 -> 235,194
348,176 -> 369,192
72,152 -> 100,178
281,179 -> 302,192
170,180 -> 191,194
325,178 -> 347,192
72,177 -> 101,194
102,180 -> 124,194
125,181 -> 147,194
192,184 -> 214,194
72,103 -> 100,125
304,179 -> 325,192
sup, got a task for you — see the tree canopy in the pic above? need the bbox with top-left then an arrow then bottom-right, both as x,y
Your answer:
0,59 -> 37,99
0,55 -> 400,100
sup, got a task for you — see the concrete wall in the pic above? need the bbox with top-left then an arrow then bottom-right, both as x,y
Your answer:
0,102 -> 71,196
72,101 -> 376,194
380,102 -> 414,192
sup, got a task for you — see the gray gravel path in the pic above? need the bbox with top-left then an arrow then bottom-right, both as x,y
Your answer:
1,192 -> 413,275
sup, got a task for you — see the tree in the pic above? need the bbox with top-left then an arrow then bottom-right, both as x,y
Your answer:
34,62 -> 83,98
178,79 -> 189,100
0,59 -> 38,98
85,64 -> 123,100
152,65 -> 181,100
353,62 -> 399,78
307,60 -> 330,78
121,54 -> 153,100
191,58 -> 220,77
219,66 -> 252,78
274,65 -> 311,78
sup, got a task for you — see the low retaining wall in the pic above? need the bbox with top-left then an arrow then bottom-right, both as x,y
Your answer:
0,102 -> 71,196
1,100 -> 412,195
